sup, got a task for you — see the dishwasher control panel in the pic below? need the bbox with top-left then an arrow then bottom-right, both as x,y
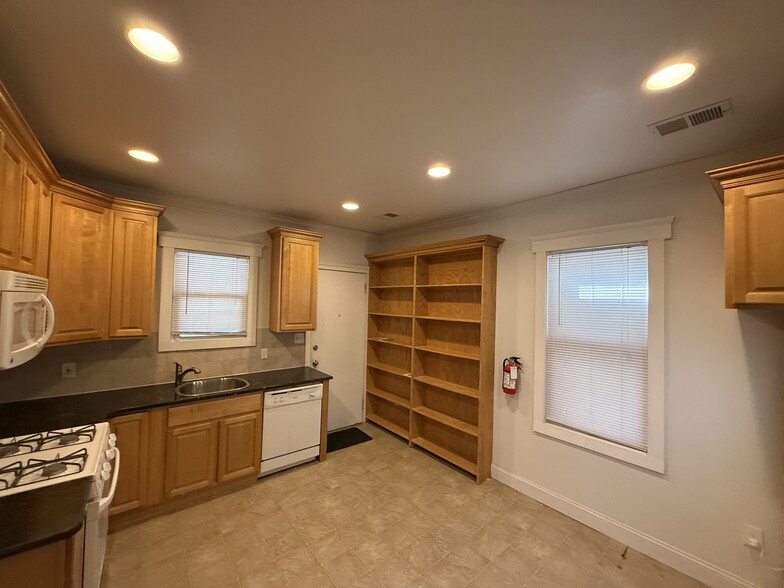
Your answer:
264,383 -> 323,407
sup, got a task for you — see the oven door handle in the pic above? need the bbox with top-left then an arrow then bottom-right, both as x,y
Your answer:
98,448 -> 120,511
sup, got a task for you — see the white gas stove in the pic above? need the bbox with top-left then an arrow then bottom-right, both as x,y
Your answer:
0,422 -> 119,587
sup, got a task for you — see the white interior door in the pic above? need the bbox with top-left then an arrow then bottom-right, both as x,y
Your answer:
310,267 -> 367,431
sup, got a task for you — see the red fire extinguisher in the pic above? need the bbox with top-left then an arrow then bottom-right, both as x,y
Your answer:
502,357 -> 523,395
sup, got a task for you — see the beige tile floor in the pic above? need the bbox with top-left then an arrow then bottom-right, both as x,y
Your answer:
102,422 -> 707,588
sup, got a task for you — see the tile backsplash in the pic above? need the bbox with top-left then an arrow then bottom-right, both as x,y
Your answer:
0,329 -> 305,401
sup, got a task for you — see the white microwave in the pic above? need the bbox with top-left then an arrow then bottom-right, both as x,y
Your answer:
0,270 -> 55,369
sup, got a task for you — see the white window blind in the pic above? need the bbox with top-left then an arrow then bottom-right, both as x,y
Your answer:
545,244 -> 649,451
172,249 -> 250,338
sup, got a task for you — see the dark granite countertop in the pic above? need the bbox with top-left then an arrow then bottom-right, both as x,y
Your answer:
0,366 -> 331,559
0,366 -> 332,438
0,477 -> 92,559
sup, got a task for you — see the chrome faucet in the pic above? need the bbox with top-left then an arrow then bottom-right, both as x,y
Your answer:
174,362 -> 201,387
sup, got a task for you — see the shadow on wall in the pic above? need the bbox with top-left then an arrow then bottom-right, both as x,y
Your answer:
737,309 -> 784,492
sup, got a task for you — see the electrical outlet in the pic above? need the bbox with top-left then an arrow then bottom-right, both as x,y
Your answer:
294,333 -> 304,344
61,362 -> 76,378
261,348 -> 268,359
742,524 -> 764,552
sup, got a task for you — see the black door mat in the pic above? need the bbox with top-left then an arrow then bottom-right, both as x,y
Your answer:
327,427 -> 373,453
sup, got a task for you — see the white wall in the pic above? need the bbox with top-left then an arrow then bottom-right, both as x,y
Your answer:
376,142 -> 784,588
154,200 -> 376,330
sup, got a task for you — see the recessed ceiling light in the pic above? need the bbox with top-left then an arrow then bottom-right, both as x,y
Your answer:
128,149 -> 159,163
644,62 -> 696,91
127,27 -> 180,63
427,165 -> 451,178
342,201 -> 359,211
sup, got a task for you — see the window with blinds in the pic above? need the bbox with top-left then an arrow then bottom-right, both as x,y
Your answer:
172,249 -> 250,339
545,244 -> 649,452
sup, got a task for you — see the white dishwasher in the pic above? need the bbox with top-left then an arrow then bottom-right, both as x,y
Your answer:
260,383 -> 323,476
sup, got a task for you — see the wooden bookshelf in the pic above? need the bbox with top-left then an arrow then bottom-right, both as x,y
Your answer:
365,235 -> 503,483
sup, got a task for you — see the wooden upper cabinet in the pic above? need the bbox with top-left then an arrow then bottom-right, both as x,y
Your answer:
268,226 -> 324,331
0,130 -> 51,276
708,155 -> 784,307
109,210 -> 157,337
48,191 -> 113,343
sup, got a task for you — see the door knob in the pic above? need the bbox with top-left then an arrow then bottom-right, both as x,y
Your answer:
312,360 -> 319,367
312,344 -> 318,351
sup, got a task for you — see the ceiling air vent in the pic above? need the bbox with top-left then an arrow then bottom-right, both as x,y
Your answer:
647,99 -> 733,136
383,212 -> 400,218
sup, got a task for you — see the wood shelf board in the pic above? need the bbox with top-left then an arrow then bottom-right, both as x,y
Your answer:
368,337 -> 412,349
415,345 -> 480,361
369,312 -> 412,319
416,283 -> 482,288
367,362 -> 412,378
412,406 -> 478,436
410,436 -> 477,475
413,376 -> 479,398
369,285 -> 414,289
367,387 -> 410,408
414,315 -> 481,324
367,413 -> 409,440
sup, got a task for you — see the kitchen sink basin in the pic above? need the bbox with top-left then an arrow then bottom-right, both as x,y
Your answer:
176,376 -> 250,397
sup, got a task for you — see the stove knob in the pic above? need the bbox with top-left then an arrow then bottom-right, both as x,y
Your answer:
103,462 -> 112,472
105,448 -> 116,460
101,469 -> 111,481
108,434 -> 117,448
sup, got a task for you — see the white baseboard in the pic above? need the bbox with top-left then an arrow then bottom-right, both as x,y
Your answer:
491,463 -> 759,588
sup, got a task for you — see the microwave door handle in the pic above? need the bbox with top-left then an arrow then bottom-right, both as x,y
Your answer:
34,294 -> 55,349
98,448 -> 120,512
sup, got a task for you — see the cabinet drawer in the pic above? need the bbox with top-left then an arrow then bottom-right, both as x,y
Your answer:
167,394 -> 261,427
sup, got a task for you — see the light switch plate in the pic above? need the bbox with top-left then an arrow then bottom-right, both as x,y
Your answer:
294,333 -> 305,344
61,362 -> 76,378
261,348 -> 268,359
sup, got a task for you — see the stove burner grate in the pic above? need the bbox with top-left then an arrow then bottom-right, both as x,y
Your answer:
12,448 -> 88,489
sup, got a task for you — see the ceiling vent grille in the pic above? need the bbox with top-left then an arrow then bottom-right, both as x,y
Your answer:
383,212 -> 399,218
648,99 -> 733,136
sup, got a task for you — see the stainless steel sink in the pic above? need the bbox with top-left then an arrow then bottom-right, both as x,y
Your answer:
176,376 -> 250,397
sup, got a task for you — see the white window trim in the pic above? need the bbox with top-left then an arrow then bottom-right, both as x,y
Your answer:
530,216 -> 673,473
158,231 -> 263,352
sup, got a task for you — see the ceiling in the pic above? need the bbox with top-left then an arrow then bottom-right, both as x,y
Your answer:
1,1 -> 783,234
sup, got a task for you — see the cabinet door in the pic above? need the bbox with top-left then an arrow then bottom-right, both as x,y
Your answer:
164,421 -> 218,498
109,211 -> 157,337
0,133 -> 51,276
47,192 -> 112,343
726,178 -> 784,306
17,166 -> 51,276
270,232 -> 321,331
108,412 -> 149,515
0,131 -> 25,270
217,412 -> 261,483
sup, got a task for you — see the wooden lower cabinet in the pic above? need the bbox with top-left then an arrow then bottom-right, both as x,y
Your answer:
109,412 -> 150,515
217,412 -> 262,483
0,527 -> 83,588
163,394 -> 262,499
164,421 -> 219,498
